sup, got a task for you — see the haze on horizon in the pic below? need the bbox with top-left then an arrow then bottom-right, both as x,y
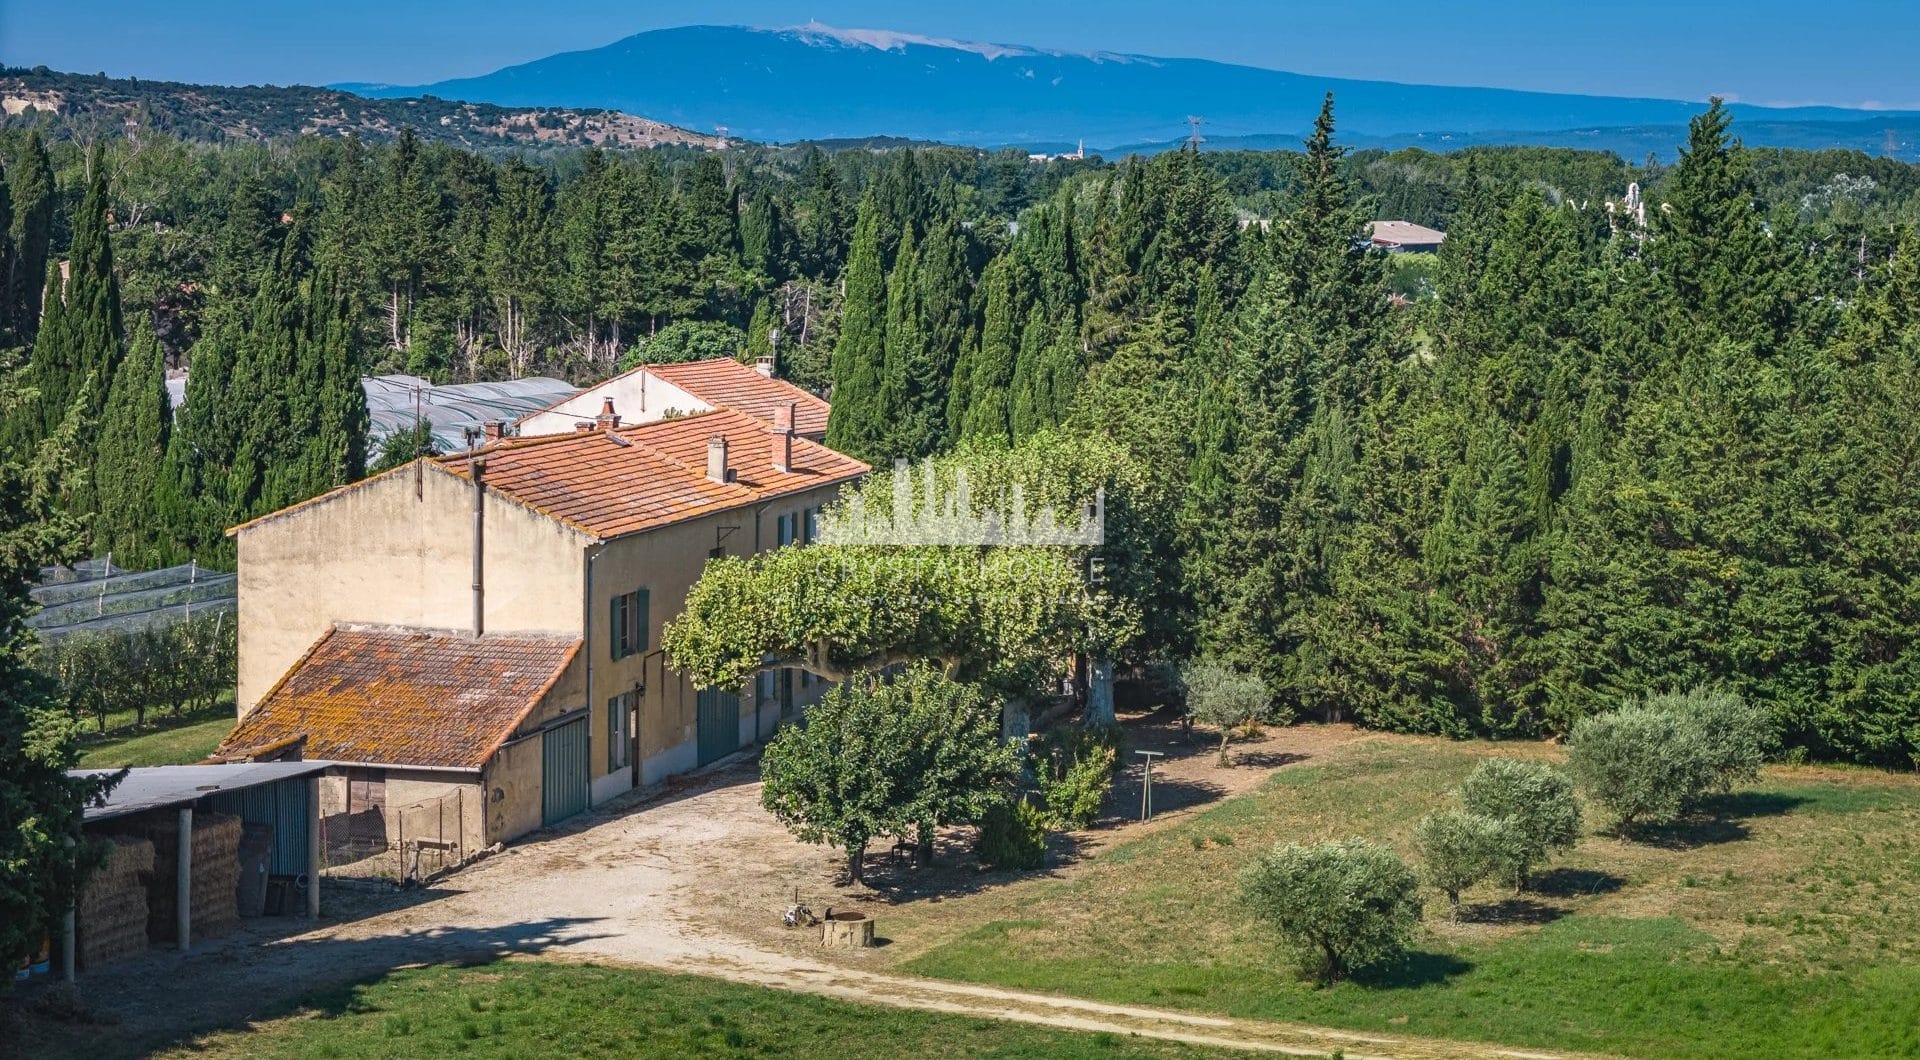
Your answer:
4,0 -> 1919,112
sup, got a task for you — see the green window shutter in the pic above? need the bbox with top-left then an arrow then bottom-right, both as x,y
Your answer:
610,594 -> 625,660
636,588 -> 651,652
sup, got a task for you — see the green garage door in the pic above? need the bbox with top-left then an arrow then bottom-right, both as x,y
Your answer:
697,687 -> 742,766
541,716 -> 590,826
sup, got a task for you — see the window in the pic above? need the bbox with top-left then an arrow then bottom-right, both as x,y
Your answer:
607,691 -> 633,772
776,512 -> 796,547
610,588 -> 649,660
803,507 -> 819,545
758,669 -> 777,704
779,669 -> 796,717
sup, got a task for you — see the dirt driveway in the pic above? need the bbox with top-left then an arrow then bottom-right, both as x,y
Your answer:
40,719 -> 1598,1060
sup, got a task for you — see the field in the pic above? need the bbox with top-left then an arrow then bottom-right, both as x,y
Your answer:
75,701 -> 234,768
164,963 -> 1240,1059
878,731 -> 1920,1060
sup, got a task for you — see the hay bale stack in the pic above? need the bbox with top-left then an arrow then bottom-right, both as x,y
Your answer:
77,836 -> 153,970
125,811 -> 244,945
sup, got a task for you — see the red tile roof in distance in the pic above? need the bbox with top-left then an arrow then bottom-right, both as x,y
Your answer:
218,627 -> 581,770
438,407 -> 867,540
646,359 -> 832,437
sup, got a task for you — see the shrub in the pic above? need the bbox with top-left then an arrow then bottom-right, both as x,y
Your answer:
974,798 -> 1048,871
1459,758 -> 1580,888
1412,810 -> 1514,917
1180,657 -> 1272,766
1566,704 -> 1696,835
1240,839 -> 1422,983
1034,727 -> 1117,830
1567,687 -> 1777,837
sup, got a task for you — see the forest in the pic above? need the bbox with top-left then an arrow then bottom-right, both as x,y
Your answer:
5,96 -> 1920,763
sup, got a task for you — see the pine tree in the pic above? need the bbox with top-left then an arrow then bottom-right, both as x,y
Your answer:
1649,100 -> 1790,350
826,193 -> 889,462
93,312 -> 172,565
369,129 -> 441,352
5,131 -> 54,347
0,163 -> 13,347
486,158 -> 550,374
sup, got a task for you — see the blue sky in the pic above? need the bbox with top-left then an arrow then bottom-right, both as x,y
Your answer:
6,1 -> 1919,109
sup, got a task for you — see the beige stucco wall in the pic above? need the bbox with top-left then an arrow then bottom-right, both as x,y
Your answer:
585,480 -> 851,795
234,463 -> 588,716
517,372 -> 710,437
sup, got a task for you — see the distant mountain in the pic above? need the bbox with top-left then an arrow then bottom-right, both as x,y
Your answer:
0,67 -> 720,154
343,23 -> 1920,158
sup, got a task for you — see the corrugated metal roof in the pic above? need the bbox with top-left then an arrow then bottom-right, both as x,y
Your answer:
646,359 -> 832,437
364,375 -> 580,457
69,761 -> 335,823
218,627 -> 582,770
438,407 -> 869,540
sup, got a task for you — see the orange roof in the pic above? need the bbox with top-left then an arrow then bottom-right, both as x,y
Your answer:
219,627 -> 581,770
646,359 -> 832,437
438,407 -> 867,540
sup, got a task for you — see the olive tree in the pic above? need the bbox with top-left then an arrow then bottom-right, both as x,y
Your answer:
1180,656 -> 1272,766
1459,759 -> 1580,889
759,664 -> 1019,883
1412,810 -> 1514,918
1240,839 -> 1422,983
1568,687 -> 1777,837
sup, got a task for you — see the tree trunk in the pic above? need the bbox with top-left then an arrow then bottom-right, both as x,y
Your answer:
845,843 -> 865,885
916,821 -> 934,868
1084,657 -> 1116,728
1218,732 -> 1232,768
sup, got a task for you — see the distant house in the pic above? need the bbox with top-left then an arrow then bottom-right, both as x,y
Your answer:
1368,220 -> 1448,253
516,357 -> 830,442
219,404 -> 868,848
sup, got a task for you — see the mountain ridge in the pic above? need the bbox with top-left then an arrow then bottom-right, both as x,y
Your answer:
338,23 -> 1920,157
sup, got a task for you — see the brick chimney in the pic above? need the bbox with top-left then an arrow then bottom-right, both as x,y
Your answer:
770,401 -> 795,473
707,434 -> 731,483
753,354 -> 775,379
595,397 -> 621,431
482,420 -> 505,443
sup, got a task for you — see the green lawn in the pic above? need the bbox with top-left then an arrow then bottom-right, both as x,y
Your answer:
166,963 -> 1243,1059
890,735 -> 1920,1060
76,703 -> 234,768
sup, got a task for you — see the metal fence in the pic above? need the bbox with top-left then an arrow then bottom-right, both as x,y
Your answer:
318,775 -> 467,884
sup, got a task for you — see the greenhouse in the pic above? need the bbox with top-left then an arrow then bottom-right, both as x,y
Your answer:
30,557 -> 237,641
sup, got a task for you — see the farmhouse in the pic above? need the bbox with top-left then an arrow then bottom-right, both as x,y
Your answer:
1368,219 -> 1448,253
217,403 -> 867,852
515,356 -> 831,441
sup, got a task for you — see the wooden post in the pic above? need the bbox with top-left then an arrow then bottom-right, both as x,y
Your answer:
307,775 -> 322,918
176,807 -> 193,951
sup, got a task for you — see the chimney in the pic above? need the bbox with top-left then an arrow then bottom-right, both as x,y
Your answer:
595,397 -> 621,431
770,401 -> 795,473
471,457 -> 487,638
573,421 -> 596,433
707,434 -> 731,483
753,354 -> 775,379
482,420 -> 505,443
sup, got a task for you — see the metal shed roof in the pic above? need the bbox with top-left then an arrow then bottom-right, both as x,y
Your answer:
69,761 -> 337,823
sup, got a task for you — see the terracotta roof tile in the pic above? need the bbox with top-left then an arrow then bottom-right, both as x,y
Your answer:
219,627 -> 581,770
438,407 -> 867,540
646,359 -> 832,437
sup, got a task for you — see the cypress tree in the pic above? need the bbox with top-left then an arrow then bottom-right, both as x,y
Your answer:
93,312 -> 172,565
5,131 -> 54,347
826,193 -> 889,463
954,254 -> 1022,444
878,226 -> 927,459
28,153 -> 124,463
0,163 -> 13,347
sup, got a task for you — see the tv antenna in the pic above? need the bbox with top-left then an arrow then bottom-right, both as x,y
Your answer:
1186,115 -> 1206,150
